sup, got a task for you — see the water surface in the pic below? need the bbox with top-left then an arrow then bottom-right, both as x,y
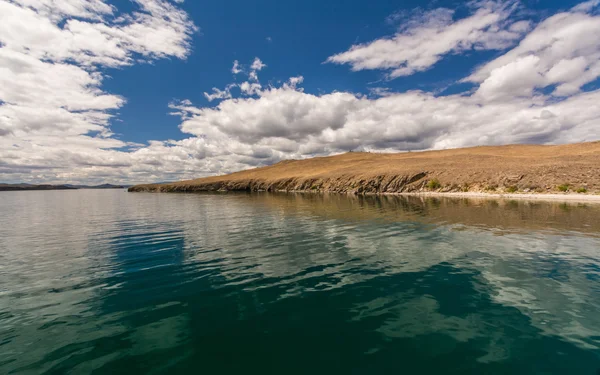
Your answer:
1,190 -> 599,374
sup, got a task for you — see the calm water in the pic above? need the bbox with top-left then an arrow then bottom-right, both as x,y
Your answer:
1,190 -> 600,374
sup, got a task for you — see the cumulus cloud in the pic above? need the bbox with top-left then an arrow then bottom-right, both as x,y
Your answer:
1,0 -> 600,185
0,0 -> 196,67
250,57 -> 266,71
327,1 -> 530,78
0,0 -> 197,184
172,81 -> 599,157
203,58 -> 268,102
467,3 -> 600,99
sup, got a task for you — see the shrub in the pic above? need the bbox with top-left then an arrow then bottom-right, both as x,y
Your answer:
427,179 -> 441,190
506,185 -> 518,193
485,185 -> 497,192
557,184 -> 569,192
576,187 -> 587,193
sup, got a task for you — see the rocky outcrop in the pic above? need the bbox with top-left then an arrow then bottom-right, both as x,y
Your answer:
128,172 -> 431,194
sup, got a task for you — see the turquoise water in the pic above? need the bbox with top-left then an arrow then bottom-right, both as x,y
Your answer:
1,190 -> 600,374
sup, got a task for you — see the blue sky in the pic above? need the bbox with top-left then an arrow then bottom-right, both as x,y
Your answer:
1,0 -> 599,184
106,0 -> 587,143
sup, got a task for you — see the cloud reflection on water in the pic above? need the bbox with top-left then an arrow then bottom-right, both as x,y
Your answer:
0,190 -> 599,373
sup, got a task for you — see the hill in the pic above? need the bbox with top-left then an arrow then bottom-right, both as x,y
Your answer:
64,184 -> 129,189
0,183 -> 128,192
128,142 -> 600,195
0,184 -> 76,191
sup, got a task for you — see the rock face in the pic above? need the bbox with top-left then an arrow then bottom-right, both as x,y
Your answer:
128,142 -> 600,195
130,172 -> 431,194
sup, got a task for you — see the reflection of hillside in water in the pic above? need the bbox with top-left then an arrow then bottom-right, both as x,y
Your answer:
246,193 -> 600,236
177,193 -> 600,353
1,190 -> 599,372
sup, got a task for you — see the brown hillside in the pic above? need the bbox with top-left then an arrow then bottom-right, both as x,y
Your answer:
129,142 -> 600,194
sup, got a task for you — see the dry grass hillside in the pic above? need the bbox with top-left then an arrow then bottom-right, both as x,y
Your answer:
129,142 -> 600,195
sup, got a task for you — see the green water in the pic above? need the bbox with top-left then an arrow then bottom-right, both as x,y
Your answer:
1,190 -> 599,374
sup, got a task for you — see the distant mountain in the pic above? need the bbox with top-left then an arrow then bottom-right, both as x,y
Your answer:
0,183 -> 130,191
64,184 -> 130,189
0,183 -> 77,191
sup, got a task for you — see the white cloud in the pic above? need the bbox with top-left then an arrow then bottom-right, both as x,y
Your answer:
0,0 -> 196,67
239,81 -> 262,96
474,55 -> 544,101
251,57 -> 266,71
467,6 -> 600,99
249,57 -> 266,81
9,0 -> 115,22
204,85 -> 234,102
172,82 -> 600,158
572,0 -> 599,12
0,0 -> 197,184
327,1 -> 529,78
1,0 -> 600,185
287,76 -> 304,89
231,60 -> 242,74
203,58 -> 269,102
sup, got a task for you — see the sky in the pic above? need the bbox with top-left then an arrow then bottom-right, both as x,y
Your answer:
1,0 -> 599,185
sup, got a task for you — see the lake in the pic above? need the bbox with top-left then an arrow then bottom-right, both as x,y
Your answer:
1,190 -> 599,374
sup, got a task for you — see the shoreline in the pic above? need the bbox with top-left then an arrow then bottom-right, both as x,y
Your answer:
276,189 -> 600,203
393,191 -> 600,203
130,188 -> 600,204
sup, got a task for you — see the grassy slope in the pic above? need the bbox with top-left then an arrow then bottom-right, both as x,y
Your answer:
129,142 -> 600,194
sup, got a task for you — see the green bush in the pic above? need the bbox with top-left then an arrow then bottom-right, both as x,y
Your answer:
427,179 -> 441,190
576,187 -> 587,193
557,184 -> 569,192
485,185 -> 497,192
505,186 -> 518,193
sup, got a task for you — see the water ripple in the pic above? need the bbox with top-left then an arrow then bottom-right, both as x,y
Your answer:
1,190 -> 600,374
